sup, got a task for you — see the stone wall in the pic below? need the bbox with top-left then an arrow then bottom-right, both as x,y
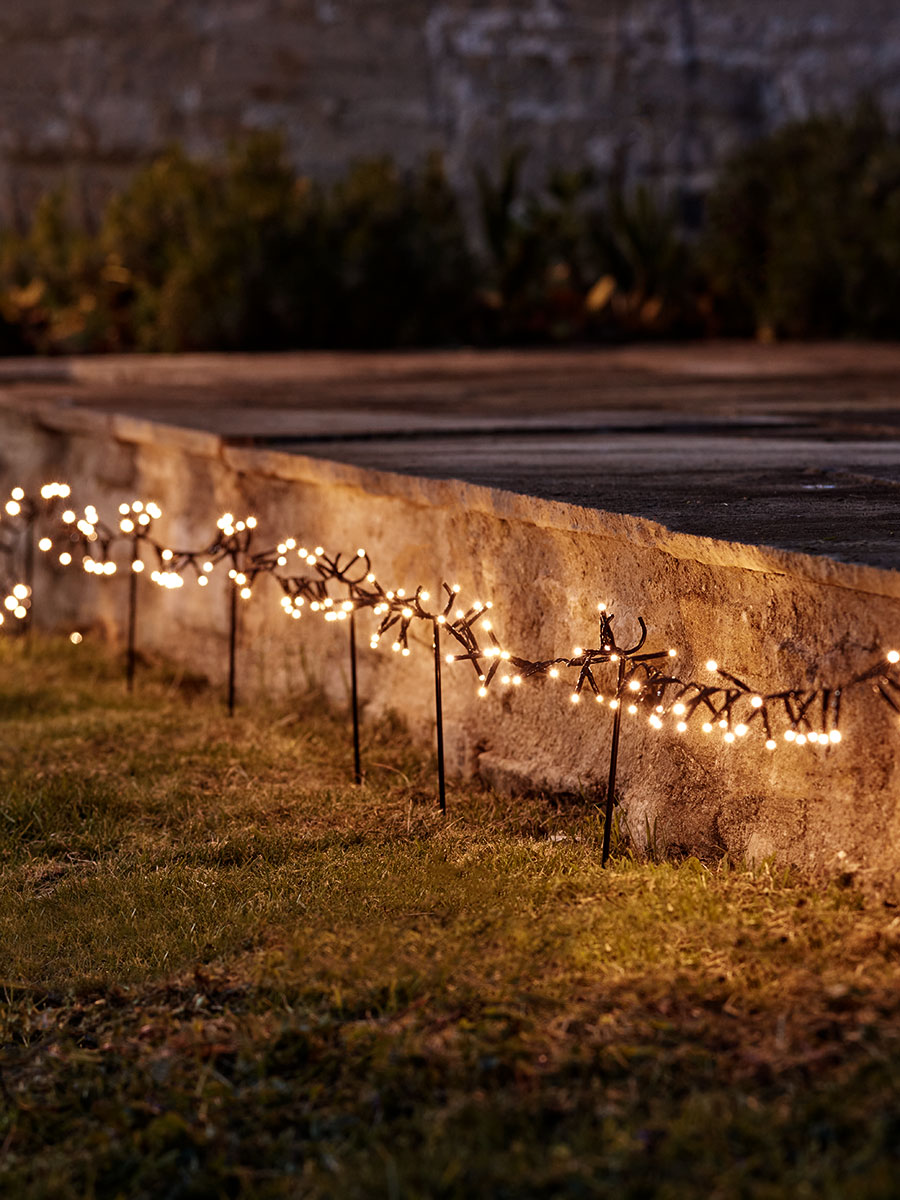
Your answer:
1,1 -> 899,223
3,393 -> 900,887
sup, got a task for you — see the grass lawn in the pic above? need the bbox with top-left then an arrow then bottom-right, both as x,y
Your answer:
1,637 -> 900,1198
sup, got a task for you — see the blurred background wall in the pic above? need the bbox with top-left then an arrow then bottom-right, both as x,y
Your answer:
2,0 -> 899,226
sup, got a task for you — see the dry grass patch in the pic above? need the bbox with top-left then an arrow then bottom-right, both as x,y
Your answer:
1,637 -> 899,1198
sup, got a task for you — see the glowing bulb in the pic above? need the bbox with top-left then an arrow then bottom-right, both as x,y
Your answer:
570,693 -> 580,703
12,584 -> 28,600
62,510 -> 75,523
132,560 -> 145,573
147,503 -> 161,519
11,487 -> 23,501
445,654 -> 454,664
5,501 -> 20,516
735,724 -> 748,738
706,660 -> 718,673
202,561 -> 213,573
482,619 -> 491,631
796,733 -> 807,746
724,731 -> 735,743
59,552 -> 72,566
649,715 -> 662,729
596,695 -> 604,704
198,576 -> 208,587
672,702 -> 686,715
512,675 -> 522,686
808,732 -> 819,744
830,730 -> 842,744
452,584 -> 461,593
240,587 -> 252,600
120,518 -> 135,533
401,648 -> 410,657
420,591 -> 430,602
627,704 -> 637,714
751,696 -> 763,708
392,642 -> 401,653
437,614 -> 446,625
314,546 -> 323,556
478,686 -> 487,697
118,503 -> 130,515
357,548 -> 365,557
3,597 -> 15,611
597,602 -> 606,612
676,721 -> 687,733
609,699 -> 619,710
718,719 -> 728,730
38,537 -> 51,551
702,722 -> 713,733
70,632 -> 82,645
573,646 -> 582,656
628,680 -> 640,692
161,549 -> 173,562
402,607 -> 413,618
765,739 -> 776,751
342,601 -> 353,612
889,651 -> 900,664
247,517 -> 257,529
549,668 -> 559,679
668,649 -> 677,657
784,730 -> 796,742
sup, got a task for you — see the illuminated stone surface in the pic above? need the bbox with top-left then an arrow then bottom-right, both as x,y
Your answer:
3,345 -> 900,882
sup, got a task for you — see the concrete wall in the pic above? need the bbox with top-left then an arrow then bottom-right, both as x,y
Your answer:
1,1 -> 899,222
3,393 -> 900,885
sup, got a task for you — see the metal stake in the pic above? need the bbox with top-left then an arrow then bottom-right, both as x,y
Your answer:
227,579 -> 238,716
602,657 -> 626,867
349,608 -> 362,784
126,554 -> 138,692
23,512 -> 35,637
433,618 -> 446,814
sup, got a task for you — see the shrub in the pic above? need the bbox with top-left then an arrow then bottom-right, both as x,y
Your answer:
704,102 -> 900,339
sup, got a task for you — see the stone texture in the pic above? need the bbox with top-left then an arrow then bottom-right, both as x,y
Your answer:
1,1 -> 899,221
3,383 -> 900,887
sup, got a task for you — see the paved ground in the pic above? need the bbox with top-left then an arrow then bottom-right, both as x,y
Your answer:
6,343 -> 900,571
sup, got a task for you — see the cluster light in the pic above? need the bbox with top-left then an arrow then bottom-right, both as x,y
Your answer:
9,483 -> 900,767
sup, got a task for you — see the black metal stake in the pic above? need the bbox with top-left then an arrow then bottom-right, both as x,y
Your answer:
601,658 -> 626,867
126,556 -> 138,692
349,608 -> 362,784
23,512 -> 35,638
433,618 -> 446,814
227,579 -> 238,716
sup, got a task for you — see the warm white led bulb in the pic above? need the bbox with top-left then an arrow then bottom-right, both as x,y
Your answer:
706,660 -> 718,672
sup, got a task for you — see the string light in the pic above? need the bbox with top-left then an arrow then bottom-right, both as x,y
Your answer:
10,482 -> 900,784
